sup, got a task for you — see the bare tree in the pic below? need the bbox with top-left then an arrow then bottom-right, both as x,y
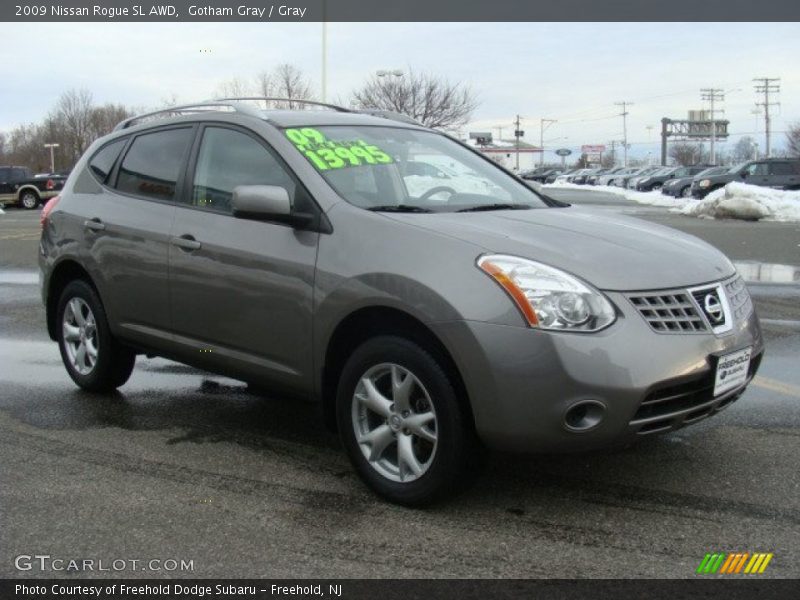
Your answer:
350,70 -> 478,130
668,142 -> 706,166
787,122 -> 800,158
731,136 -> 757,162
272,64 -> 315,108
253,71 -> 274,98
53,88 -> 95,162
214,76 -> 252,99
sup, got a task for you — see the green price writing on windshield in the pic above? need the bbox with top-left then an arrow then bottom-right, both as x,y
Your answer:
285,128 -> 393,171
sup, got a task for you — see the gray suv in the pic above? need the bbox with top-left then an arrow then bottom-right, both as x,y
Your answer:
691,158 -> 800,198
40,99 -> 763,505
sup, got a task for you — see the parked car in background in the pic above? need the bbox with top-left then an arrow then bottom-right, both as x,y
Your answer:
571,168 -> 603,185
525,168 -> 564,183
609,167 -> 648,188
586,168 -> 619,185
519,166 -> 550,180
549,168 -> 578,184
636,165 -> 711,192
0,165 -> 66,209
662,166 -> 727,198
625,166 -> 663,190
691,158 -> 800,198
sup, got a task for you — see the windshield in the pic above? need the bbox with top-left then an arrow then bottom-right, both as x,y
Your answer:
283,125 -> 549,212
728,162 -> 749,174
697,166 -> 727,178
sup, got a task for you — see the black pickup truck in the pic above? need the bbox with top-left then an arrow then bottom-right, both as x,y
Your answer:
0,166 -> 66,209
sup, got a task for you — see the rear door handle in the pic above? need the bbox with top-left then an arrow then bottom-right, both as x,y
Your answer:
171,234 -> 201,251
84,218 -> 106,232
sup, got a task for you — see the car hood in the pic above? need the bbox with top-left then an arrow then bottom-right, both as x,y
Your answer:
388,207 -> 735,291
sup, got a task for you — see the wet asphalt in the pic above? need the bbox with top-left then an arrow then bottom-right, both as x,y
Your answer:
0,201 -> 798,579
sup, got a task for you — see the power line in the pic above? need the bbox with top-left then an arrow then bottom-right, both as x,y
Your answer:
753,77 -> 780,157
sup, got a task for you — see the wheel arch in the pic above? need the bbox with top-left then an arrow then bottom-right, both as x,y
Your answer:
46,259 -> 100,340
17,185 -> 41,201
320,305 -> 474,433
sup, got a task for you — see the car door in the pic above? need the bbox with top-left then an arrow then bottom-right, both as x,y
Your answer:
743,161 -> 770,186
82,126 -> 194,345
168,124 -> 319,392
0,167 -> 13,204
767,161 -> 797,189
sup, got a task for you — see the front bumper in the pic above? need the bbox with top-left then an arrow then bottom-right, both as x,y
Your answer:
433,288 -> 763,452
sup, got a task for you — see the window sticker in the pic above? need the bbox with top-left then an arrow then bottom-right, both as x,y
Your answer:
285,128 -> 393,171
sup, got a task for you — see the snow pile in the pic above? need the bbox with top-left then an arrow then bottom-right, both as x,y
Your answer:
545,180 -> 800,222
678,183 -> 800,222
0,207 -> 4,215
544,181 -> 687,208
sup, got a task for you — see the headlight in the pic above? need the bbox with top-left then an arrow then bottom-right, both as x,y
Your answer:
698,179 -> 711,188
477,255 -> 616,332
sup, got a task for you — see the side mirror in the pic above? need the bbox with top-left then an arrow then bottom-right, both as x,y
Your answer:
232,185 -> 313,228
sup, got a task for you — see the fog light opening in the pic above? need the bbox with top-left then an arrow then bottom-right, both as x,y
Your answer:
564,400 -> 605,432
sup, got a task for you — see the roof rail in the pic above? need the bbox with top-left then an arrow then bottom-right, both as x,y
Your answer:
114,101 -> 263,131
213,97 -> 353,112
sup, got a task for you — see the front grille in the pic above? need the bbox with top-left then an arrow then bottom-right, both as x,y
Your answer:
629,275 -> 751,335
628,292 -> 708,333
725,276 -> 754,322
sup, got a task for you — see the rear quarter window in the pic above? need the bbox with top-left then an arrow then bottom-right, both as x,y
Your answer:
89,138 -> 127,184
115,127 -> 193,201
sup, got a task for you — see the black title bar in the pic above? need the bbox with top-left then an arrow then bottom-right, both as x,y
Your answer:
3,0 -> 800,22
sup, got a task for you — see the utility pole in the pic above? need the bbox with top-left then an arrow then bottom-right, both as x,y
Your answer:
514,115 -> 524,171
494,125 -> 503,142
614,101 -> 633,166
44,143 -> 59,173
539,118 -> 556,166
609,140 -> 617,167
700,88 -> 725,165
753,77 -> 780,158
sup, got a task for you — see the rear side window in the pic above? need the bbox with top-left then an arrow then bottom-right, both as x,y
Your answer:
89,139 -> 127,184
769,162 -> 794,176
116,128 -> 193,201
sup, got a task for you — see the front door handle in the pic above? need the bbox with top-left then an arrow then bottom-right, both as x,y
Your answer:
84,218 -> 106,232
171,234 -> 202,251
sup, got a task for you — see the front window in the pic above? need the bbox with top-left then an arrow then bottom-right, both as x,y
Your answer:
283,125 -> 548,212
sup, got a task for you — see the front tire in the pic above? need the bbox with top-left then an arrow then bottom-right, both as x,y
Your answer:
56,280 -> 135,392
336,336 -> 476,506
681,186 -> 692,198
19,190 -> 40,209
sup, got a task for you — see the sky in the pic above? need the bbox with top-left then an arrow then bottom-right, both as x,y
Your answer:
2,22 -> 798,162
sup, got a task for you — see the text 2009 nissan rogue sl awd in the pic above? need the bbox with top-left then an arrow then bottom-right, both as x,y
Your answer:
39,99 -> 763,505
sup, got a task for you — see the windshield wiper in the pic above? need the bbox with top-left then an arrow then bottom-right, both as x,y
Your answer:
367,205 -> 433,213
456,203 -> 531,213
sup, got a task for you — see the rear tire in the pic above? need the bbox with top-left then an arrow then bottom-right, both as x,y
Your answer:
56,280 -> 135,392
336,335 -> 477,506
19,190 -> 40,210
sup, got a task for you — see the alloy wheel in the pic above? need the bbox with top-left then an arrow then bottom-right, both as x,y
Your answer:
351,363 -> 438,483
62,297 -> 99,375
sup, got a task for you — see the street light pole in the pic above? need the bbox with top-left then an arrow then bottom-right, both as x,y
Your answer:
44,143 -> 59,173
539,118 -> 556,167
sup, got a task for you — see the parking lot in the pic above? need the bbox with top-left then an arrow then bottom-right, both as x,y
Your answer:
1,197 -> 799,578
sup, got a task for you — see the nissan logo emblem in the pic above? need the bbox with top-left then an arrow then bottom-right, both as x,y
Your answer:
704,293 -> 724,323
